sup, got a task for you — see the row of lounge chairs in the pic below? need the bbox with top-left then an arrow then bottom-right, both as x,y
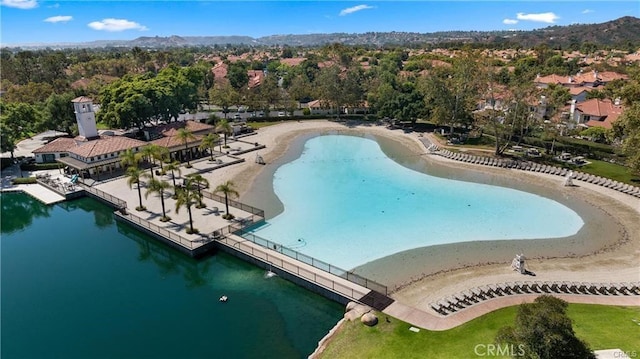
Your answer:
429,281 -> 640,316
423,141 -> 640,198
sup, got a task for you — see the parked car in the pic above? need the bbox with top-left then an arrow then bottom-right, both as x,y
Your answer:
278,111 -> 285,117
233,114 -> 242,120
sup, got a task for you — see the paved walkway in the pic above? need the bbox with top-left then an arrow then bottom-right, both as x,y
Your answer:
384,294 -> 639,331
220,233 -> 371,302
96,173 -> 256,247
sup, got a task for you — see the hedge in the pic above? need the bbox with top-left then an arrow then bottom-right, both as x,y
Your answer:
12,177 -> 37,184
20,163 -> 62,171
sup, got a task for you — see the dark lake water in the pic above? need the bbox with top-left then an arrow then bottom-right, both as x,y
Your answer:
1,192 -> 342,359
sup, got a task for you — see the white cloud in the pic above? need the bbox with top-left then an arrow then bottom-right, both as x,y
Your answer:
516,12 -> 560,23
503,18 -> 518,25
582,9 -> 594,14
47,3 -> 59,8
339,4 -> 374,16
1,0 -> 37,9
44,15 -> 72,23
88,18 -> 148,32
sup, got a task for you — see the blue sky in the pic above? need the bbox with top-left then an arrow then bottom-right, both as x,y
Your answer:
1,1 -> 638,45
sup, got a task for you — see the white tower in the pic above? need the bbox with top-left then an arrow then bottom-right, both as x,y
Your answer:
72,96 -> 99,140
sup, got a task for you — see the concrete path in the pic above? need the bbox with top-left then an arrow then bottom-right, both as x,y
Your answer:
384,293 -> 639,331
1,183 -> 66,204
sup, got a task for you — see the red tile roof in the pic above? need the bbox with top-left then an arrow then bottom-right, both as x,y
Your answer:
156,120 -> 213,135
247,70 -> 264,89
32,137 -> 77,153
576,98 -> 624,129
280,58 -> 306,66
535,71 -> 627,87
568,86 -> 591,95
151,132 -> 203,149
212,63 -> 228,83
72,96 -> 93,103
68,136 -> 147,158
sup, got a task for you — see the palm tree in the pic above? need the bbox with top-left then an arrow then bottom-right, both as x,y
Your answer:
175,185 -> 202,234
145,177 -> 171,221
215,119 -> 233,150
153,146 -> 169,174
164,160 -> 182,189
120,148 -> 140,169
126,166 -> 146,211
214,180 -> 239,220
199,133 -> 220,161
139,144 -> 157,179
186,173 -> 209,208
176,127 -> 196,167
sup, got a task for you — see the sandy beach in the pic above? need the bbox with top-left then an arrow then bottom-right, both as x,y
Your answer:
212,120 -> 639,314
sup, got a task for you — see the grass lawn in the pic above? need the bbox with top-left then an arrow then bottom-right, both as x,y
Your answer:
319,304 -> 640,358
579,159 -> 640,185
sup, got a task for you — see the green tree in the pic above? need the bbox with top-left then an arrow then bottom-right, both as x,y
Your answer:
214,180 -> 239,220
119,148 -> 141,169
199,133 -> 220,161
208,83 -> 239,118
215,119 -> 233,149
257,73 -> 281,112
152,145 -> 169,174
422,52 -> 480,133
496,295 -> 595,359
227,62 -> 249,90
0,102 -> 39,159
286,74 -> 313,104
186,173 -> 209,208
139,144 -> 157,179
314,65 -> 344,117
174,184 -> 202,234
41,92 -> 77,135
164,160 -> 182,193
613,102 -> 640,174
126,166 -> 146,211
542,84 -> 571,122
176,127 -> 196,167
145,177 -> 171,221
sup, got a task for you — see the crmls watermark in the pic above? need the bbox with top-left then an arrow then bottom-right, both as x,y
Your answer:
614,350 -> 637,358
474,344 -> 526,357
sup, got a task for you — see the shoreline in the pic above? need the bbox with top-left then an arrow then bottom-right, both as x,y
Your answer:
226,120 -> 639,313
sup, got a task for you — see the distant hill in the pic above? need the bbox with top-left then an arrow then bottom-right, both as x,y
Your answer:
6,16 -> 640,49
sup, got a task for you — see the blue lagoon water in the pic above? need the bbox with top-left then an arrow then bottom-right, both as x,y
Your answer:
253,135 -> 584,270
1,192 -> 342,359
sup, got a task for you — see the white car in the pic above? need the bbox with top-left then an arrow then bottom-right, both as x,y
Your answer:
278,112 -> 285,117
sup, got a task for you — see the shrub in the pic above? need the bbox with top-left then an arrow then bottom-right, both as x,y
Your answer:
12,177 -> 37,184
20,163 -> 61,171
302,108 -> 311,116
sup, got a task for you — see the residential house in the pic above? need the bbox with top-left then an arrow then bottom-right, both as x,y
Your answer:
534,70 -> 627,89
307,100 -> 335,115
247,70 -> 265,89
570,98 -> 624,129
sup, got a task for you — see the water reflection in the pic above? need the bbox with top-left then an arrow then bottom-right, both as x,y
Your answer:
58,198 -> 114,228
117,221 -> 211,288
0,192 -> 52,234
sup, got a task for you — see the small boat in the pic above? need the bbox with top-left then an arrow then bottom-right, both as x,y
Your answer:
219,295 -> 228,302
